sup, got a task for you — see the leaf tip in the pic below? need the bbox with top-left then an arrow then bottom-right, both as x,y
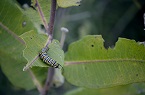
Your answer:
23,62 -> 34,71
23,66 -> 29,71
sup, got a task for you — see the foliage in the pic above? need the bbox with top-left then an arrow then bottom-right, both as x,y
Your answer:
0,0 -> 36,90
0,0 -> 145,95
20,31 -> 64,70
64,35 -> 145,88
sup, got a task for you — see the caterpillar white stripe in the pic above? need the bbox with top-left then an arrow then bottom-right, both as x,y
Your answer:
39,47 -> 63,70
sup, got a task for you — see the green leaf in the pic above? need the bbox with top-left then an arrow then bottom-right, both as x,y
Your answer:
65,83 -> 145,95
0,0 -> 36,35
0,0 -> 37,90
0,42 -> 35,90
64,35 -> 145,89
17,0 -> 51,32
57,0 -> 81,8
0,0 -> 52,90
20,31 -> 64,70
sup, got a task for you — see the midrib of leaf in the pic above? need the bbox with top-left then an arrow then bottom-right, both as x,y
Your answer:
0,51 -> 35,90
65,59 -> 145,66
0,22 -> 25,44
28,69 -> 43,92
23,55 -> 39,71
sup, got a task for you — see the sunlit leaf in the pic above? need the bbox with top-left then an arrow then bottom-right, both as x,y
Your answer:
0,0 -> 37,90
0,0 -> 51,90
57,0 -> 81,8
20,31 -> 64,70
64,35 -> 145,89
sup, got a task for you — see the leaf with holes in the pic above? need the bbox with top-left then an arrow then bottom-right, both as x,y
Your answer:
20,31 -> 64,71
64,35 -> 145,89
17,0 -> 51,32
57,0 -> 81,8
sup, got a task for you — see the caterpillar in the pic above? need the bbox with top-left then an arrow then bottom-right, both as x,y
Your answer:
39,47 -> 63,70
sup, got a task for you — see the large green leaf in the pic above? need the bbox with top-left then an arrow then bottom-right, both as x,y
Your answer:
64,35 -> 145,89
0,0 -> 51,90
0,28 -> 36,90
65,83 -> 145,95
20,31 -> 64,71
0,0 -> 37,90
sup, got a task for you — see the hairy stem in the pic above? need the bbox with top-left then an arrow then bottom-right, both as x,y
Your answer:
40,0 -> 57,95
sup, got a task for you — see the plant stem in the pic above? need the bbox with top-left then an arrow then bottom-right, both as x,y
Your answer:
28,69 -> 43,93
40,0 -> 57,95
47,0 -> 56,36
41,68 -> 55,95
35,0 -> 49,32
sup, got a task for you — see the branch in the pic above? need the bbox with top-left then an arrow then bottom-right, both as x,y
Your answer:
44,0 -> 56,48
41,68 -> 55,95
40,0 -> 57,95
47,0 -> 56,36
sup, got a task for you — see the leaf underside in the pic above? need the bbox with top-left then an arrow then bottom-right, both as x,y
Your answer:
0,0 -> 37,90
64,35 -> 145,89
0,0 -> 52,90
20,31 -> 64,70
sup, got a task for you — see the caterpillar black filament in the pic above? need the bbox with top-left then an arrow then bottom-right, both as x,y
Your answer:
39,47 -> 63,70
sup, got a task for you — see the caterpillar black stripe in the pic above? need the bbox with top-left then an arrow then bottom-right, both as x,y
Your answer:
39,47 -> 63,70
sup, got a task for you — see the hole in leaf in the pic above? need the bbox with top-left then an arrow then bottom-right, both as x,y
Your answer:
22,21 -> 26,27
40,24 -> 46,33
91,45 -> 94,47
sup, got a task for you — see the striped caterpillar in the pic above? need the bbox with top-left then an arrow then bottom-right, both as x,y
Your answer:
39,47 -> 63,70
